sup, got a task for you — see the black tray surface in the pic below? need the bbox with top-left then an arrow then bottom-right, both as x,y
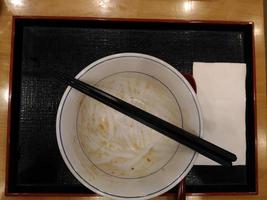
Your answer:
7,18 -> 255,194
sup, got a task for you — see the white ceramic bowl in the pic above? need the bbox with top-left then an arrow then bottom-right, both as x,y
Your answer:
56,53 -> 203,199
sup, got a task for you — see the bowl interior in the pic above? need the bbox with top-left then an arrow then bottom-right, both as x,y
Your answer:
56,53 -> 202,200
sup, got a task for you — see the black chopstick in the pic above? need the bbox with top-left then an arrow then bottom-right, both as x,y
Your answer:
54,72 -> 237,166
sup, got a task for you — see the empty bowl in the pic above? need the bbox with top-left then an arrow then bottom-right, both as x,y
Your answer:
56,53 -> 203,199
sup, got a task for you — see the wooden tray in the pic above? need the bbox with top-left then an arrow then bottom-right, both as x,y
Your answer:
6,16 -> 257,196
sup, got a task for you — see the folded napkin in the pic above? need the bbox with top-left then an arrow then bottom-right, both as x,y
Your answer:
193,62 -> 246,165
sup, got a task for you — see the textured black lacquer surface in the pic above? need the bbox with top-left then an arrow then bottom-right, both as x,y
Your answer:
7,18 -> 255,193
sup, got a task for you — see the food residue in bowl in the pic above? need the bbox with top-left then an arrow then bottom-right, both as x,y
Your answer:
77,72 -> 182,178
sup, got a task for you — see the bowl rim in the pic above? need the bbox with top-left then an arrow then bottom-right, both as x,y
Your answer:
56,52 -> 203,200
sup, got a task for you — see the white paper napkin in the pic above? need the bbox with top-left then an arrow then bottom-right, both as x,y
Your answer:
193,62 -> 246,165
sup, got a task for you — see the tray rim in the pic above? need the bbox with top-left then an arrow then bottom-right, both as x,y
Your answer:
5,15 -> 258,197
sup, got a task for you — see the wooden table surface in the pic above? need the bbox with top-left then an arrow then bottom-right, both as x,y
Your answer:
0,0 -> 266,199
